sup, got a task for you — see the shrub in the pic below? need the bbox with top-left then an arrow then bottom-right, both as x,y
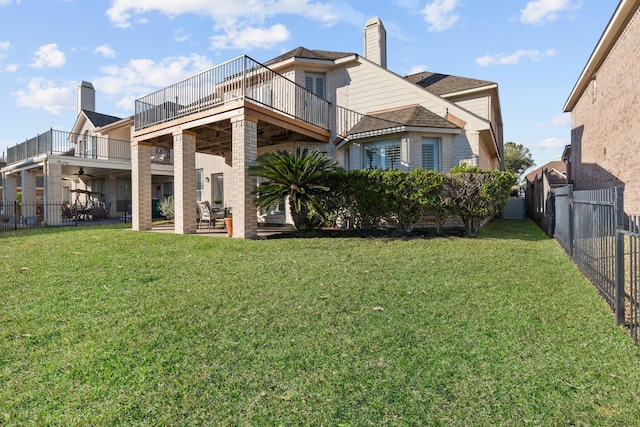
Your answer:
158,195 -> 174,220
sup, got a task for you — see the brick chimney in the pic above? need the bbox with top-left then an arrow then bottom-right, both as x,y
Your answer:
77,81 -> 95,115
364,17 -> 387,68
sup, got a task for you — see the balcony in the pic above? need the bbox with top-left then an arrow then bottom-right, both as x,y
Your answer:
134,55 -> 334,132
6,129 -> 133,166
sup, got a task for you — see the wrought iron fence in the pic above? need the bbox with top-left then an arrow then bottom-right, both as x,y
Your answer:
0,201 -> 132,232
6,129 -> 132,165
551,185 -> 640,343
621,215 -> 640,343
134,55 -> 331,131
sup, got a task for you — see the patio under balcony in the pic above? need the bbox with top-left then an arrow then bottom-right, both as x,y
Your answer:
130,55 -> 337,239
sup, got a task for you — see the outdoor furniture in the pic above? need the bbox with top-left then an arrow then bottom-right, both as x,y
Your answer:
197,201 -> 224,230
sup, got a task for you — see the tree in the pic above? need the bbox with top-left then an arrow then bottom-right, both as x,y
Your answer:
250,148 -> 339,230
503,142 -> 535,179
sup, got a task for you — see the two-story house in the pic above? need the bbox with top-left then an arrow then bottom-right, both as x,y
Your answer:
130,17 -> 503,238
1,16 -> 503,238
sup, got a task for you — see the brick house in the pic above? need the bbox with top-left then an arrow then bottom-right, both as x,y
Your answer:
2,17 -> 504,238
563,0 -> 640,214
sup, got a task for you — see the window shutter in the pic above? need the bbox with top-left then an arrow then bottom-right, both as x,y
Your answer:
421,138 -> 440,171
305,76 -> 314,93
363,140 -> 401,170
315,76 -> 325,98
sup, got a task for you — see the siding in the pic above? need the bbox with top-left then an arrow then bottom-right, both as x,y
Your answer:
342,64 -> 446,116
453,96 -> 489,121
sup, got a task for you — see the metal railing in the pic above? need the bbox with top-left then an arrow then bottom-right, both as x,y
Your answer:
0,200 -> 132,232
5,129 -> 132,165
620,215 -> 640,343
333,105 -> 365,140
135,55 -> 331,131
551,185 -> 640,343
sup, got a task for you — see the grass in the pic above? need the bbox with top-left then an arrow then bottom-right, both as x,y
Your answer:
2,220 -> 640,425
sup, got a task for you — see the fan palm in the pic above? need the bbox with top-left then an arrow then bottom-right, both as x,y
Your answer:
250,148 -> 339,230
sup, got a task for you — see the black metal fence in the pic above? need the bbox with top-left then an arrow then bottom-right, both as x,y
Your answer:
551,184 -> 640,343
0,201 -> 130,233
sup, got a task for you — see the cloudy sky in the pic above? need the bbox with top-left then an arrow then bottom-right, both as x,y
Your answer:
0,0 -> 619,171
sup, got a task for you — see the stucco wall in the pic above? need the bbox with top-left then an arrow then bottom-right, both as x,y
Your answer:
570,5 -> 640,213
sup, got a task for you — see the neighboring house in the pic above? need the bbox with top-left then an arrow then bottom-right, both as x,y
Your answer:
1,82 -> 174,225
525,160 -> 567,235
1,16 -> 504,238
563,0 -> 640,214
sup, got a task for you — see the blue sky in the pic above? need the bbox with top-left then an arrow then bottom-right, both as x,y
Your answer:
0,0 -> 619,171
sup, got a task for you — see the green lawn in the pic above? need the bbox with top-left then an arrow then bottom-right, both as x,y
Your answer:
2,220 -> 640,425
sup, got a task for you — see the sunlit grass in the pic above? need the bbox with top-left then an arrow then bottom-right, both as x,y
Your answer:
1,220 -> 639,425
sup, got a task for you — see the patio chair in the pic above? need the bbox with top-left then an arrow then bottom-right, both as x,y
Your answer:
197,201 -> 224,230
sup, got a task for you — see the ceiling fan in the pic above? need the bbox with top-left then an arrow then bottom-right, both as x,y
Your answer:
70,167 -> 95,178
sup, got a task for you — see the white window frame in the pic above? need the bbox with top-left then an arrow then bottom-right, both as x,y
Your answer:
304,72 -> 326,99
361,138 -> 402,171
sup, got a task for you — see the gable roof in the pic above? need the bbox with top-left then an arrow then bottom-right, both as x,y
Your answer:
346,104 -> 459,138
83,110 -> 122,128
525,160 -> 566,183
405,71 -> 496,96
264,47 -> 355,66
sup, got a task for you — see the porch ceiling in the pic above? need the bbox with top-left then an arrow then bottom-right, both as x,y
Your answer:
133,100 -> 331,156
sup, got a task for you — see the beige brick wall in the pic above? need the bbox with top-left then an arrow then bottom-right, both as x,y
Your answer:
570,5 -> 640,214
131,142 -> 152,231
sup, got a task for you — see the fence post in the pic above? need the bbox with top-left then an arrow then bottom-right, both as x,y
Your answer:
567,184 -> 574,257
615,186 -> 625,325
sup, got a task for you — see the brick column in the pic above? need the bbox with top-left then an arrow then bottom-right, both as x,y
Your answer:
231,115 -> 258,239
2,173 -> 17,205
21,169 -> 37,222
2,173 -> 17,223
44,160 -> 62,226
132,140 -> 152,230
174,130 -> 197,234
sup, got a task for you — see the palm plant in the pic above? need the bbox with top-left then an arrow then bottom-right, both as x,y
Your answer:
250,148 -> 339,230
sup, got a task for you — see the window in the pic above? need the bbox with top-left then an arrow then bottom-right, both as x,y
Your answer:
422,137 -> 441,171
196,169 -> 203,201
212,174 -> 224,207
362,139 -> 401,170
305,72 -> 325,98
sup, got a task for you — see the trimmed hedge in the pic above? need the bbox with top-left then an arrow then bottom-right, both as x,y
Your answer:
318,167 -> 516,236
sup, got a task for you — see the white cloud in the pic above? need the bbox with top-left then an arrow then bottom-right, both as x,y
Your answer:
6,63 -> 17,72
95,44 -> 116,58
0,41 -> 9,61
173,29 -> 190,43
407,64 -> 428,75
531,137 -> 570,150
476,48 -> 556,66
211,24 -> 290,50
105,1 -> 366,51
31,43 -> 66,68
520,0 -> 581,25
93,54 -> 214,113
13,78 -> 75,114
106,0 -> 358,28
538,113 -> 571,128
421,0 -> 459,32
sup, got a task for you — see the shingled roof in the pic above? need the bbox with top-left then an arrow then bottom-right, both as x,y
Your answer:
347,105 -> 459,137
83,110 -> 123,128
405,72 -> 495,96
264,47 -> 355,66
